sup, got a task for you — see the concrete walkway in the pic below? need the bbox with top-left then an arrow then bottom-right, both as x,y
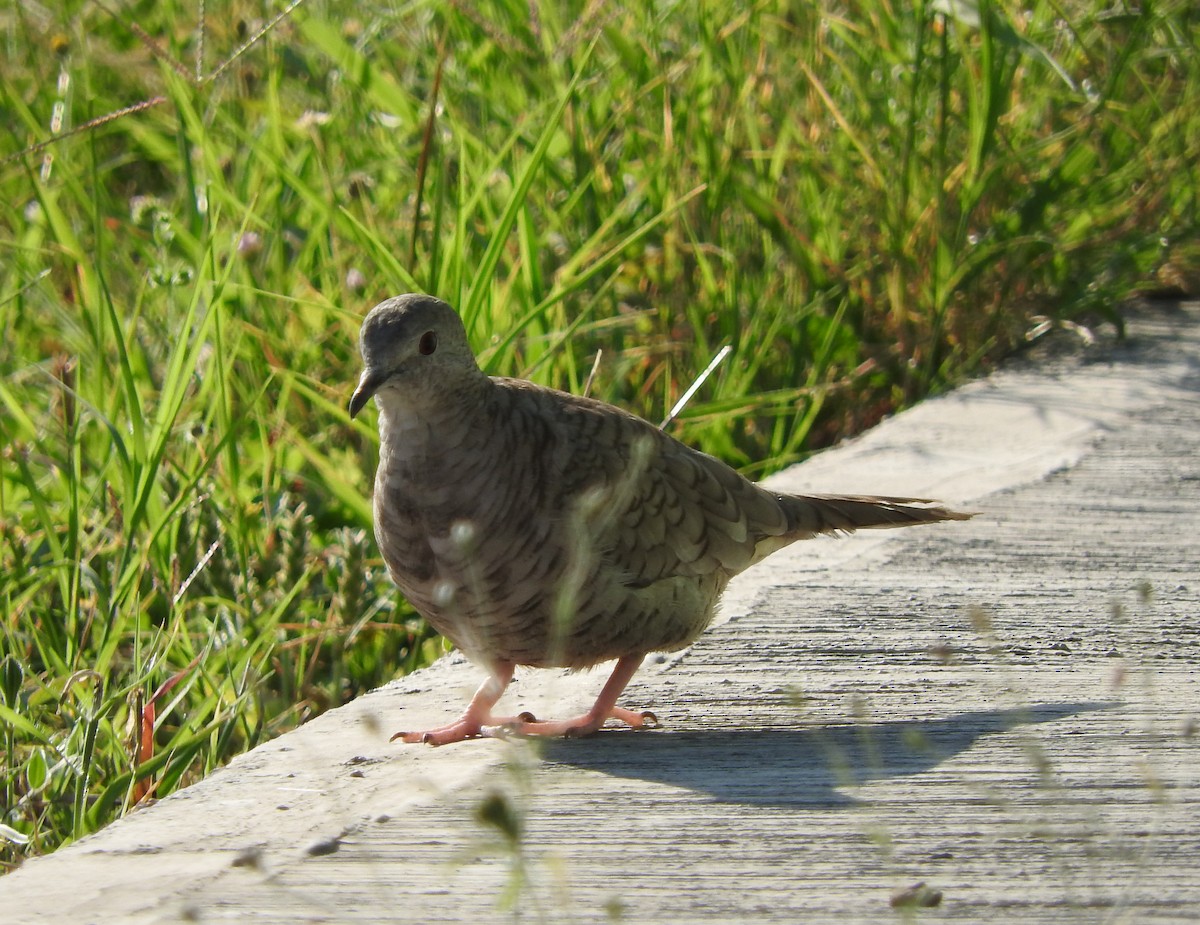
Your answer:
3,302 -> 1198,923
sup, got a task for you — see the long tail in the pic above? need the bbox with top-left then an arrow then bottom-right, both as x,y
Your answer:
777,493 -> 973,539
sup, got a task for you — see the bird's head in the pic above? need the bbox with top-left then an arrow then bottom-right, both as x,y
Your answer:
349,294 -> 482,419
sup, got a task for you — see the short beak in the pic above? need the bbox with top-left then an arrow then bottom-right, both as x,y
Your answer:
349,369 -> 386,419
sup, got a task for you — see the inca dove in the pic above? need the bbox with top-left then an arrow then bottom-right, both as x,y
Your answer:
349,294 -> 971,745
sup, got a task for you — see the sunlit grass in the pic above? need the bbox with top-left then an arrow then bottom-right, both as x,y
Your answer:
1,0 -> 1197,864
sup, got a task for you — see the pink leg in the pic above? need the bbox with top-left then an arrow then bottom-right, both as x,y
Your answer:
391,655 -> 659,746
487,654 -> 658,739
391,662 -> 522,746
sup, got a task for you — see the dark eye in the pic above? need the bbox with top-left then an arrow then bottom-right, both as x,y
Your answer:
418,331 -> 438,355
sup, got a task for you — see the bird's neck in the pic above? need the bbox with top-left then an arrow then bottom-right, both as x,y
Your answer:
375,375 -> 495,474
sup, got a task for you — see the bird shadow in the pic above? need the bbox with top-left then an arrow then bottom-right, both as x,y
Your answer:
539,702 -> 1114,807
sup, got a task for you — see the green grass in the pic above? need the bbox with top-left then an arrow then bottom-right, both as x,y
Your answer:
1,0 -> 1197,865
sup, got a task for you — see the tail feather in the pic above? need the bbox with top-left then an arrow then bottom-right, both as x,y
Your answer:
777,493 -> 973,539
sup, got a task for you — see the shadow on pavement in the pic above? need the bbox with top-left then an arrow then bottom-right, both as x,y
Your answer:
540,702 -> 1115,807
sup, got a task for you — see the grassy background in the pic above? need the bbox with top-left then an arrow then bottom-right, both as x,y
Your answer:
1,0 -> 1196,864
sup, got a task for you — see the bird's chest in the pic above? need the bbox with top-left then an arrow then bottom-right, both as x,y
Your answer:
371,412 -> 560,613
375,443 -> 476,577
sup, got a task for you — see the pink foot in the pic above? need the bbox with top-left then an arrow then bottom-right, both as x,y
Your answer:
390,711 -> 537,746
392,655 -> 655,745
487,706 -> 660,739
